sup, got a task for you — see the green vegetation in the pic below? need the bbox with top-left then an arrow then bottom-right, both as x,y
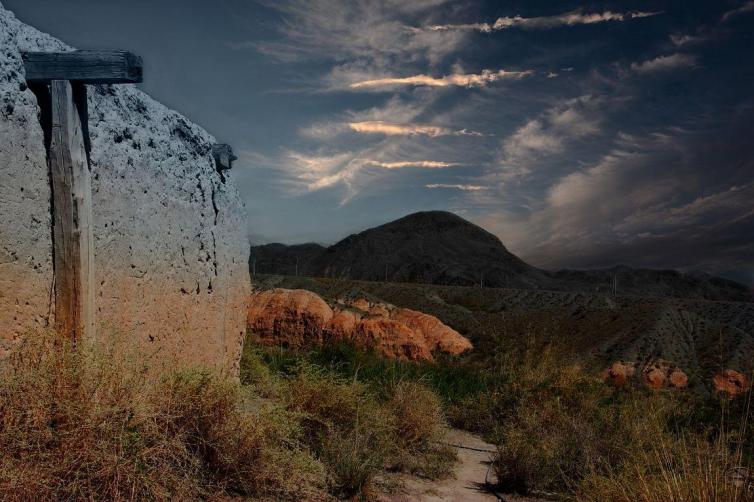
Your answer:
0,332 -> 455,501
245,333 -> 753,501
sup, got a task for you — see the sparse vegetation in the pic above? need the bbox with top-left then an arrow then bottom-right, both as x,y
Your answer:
4,294 -> 752,501
0,332 -> 327,501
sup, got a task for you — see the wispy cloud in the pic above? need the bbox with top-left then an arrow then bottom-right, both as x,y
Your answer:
349,69 -> 533,89
368,160 -> 460,169
630,53 -> 697,74
427,10 -> 660,33
349,121 -> 484,137
722,1 -> 754,22
499,95 -> 606,180
426,183 -> 487,191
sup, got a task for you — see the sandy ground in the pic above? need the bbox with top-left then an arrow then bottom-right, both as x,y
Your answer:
377,429 -> 547,502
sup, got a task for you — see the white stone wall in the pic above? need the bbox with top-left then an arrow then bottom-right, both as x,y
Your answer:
0,3 -> 250,372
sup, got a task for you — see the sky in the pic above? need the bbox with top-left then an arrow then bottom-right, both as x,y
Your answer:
5,0 -> 754,285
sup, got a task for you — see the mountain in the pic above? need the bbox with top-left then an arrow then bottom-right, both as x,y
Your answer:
250,211 -> 752,302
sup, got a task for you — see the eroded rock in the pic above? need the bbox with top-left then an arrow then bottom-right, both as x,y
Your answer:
713,370 -> 750,398
248,288 -> 334,348
247,289 -> 473,361
392,308 -> 473,355
603,361 -> 637,386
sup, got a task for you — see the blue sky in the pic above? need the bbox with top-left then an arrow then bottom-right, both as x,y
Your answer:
5,0 -> 754,284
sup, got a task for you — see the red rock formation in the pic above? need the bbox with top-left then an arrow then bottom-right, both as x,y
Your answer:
603,361 -> 637,386
392,308 -> 473,355
669,369 -> 689,389
247,289 -> 333,347
352,317 -> 434,361
713,370 -> 750,398
329,309 -> 361,338
641,360 -> 688,390
247,289 -> 473,362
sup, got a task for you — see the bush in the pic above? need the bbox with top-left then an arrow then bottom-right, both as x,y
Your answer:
387,380 -> 456,478
0,332 -> 328,501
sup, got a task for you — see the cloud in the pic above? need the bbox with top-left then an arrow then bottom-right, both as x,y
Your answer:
722,1 -> 754,22
254,0 -> 464,67
348,121 -> 484,137
481,111 -> 754,281
427,10 -> 660,32
630,53 -> 697,73
499,95 -> 605,180
349,69 -> 534,89
368,160 -> 460,169
426,183 -> 488,191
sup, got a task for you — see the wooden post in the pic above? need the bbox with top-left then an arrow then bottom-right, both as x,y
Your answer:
23,50 -> 143,342
49,80 -> 94,341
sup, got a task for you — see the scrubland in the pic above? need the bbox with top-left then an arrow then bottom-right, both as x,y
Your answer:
1,310 -> 752,500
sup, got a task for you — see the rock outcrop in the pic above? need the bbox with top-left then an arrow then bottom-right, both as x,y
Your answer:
392,308 -> 474,355
0,4 -> 250,371
713,370 -> 750,398
642,361 -> 689,390
603,360 -> 688,389
246,289 -> 473,361
603,361 -> 638,387
248,289 -> 334,347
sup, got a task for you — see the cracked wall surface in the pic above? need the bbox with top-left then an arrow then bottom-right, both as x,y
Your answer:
0,3 -> 250,372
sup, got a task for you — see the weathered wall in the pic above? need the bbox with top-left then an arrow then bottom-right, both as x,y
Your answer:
0,3 -> 250,372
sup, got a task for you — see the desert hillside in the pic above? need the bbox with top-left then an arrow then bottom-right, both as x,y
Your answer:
253,274 -> 754,382
251,211 -> 752,302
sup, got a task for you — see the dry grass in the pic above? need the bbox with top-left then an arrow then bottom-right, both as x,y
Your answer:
0,332 -> 327,501
578,430 -> 753,501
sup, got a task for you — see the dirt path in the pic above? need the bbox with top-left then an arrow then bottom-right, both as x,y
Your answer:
377,429 -> 531,502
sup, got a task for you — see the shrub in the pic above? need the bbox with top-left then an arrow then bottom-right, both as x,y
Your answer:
0,332 -> 327,501
387,380 -> 456,478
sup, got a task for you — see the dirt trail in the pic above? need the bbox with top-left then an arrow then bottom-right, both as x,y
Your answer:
378,430 -> 543,502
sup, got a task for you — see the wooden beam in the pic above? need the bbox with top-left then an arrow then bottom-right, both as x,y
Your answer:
49,80 -> 95,341
212,144 -> 237,171
22,50 -> 143,84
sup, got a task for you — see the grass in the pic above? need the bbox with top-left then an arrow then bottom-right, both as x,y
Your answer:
5,307 -> 752,501
241,347 -> 457,499
0,332 -> 328,501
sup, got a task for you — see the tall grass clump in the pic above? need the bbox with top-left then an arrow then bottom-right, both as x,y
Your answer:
579,429 -> 753,501
487,336 -> 754,500
0,332 -> 328,501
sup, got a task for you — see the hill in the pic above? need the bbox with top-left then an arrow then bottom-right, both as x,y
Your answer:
251,211 -> 752,302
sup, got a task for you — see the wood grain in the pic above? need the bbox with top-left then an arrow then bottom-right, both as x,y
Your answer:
49,80 -> 95,341
22,50 -> 143,84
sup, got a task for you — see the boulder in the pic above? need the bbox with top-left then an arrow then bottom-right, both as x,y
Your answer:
669,369 -> 689,389
392,308 -> 473,355
248,289 -> 334,347
352,318 -> 433,362
713,370 -> 750,398
0,4 -> 249,371
641,360 -> 688,390
603,361 -> 637,386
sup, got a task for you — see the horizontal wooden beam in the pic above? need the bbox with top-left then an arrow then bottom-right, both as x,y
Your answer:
212,144 -> 237,171
22,50 -> 143,84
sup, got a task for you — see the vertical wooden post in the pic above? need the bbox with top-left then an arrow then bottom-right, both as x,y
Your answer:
49,80 -> 94,341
